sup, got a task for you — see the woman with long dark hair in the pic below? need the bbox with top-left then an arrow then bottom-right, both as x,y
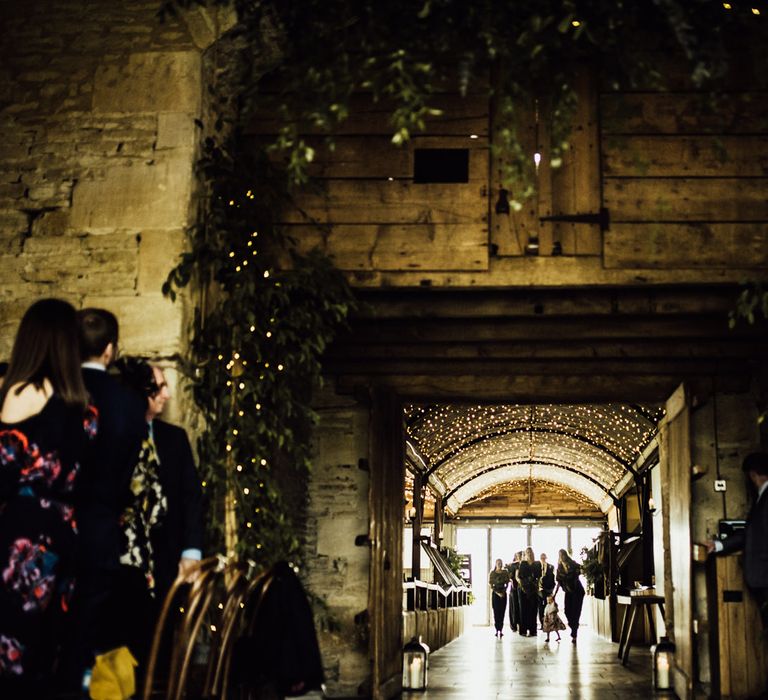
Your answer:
0,299 -> 97,697
516,547 -> 539,637
556,548 -> 586,643
488,558 -> 510,638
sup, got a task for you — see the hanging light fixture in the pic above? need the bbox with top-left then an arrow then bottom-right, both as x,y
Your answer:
402,636 -> 430,691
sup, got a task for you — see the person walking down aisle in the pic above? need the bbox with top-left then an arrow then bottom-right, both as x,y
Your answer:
517,547 -> 539,637
542,595 -> 566,642
0,299 -> 98,699
507,551 -> 521,634
489,559 -> 510,638
538,552 -> 555,628
556,548 -> 586,643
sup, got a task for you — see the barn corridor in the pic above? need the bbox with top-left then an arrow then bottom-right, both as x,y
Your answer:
419,623 -> 656,699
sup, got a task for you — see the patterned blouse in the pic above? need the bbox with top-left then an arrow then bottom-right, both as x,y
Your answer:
0,395 -> 97,681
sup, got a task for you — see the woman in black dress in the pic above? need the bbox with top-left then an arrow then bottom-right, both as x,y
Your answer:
488,558 -> 510,637
0,299 -> 97,697
507,551 -> 521,633
516,547 -> 539,637
556,548 -> 586,642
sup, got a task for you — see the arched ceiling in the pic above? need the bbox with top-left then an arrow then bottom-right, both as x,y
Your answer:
404,403 -> 663,514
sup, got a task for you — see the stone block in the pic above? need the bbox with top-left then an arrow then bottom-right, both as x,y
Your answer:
70,153 -> 195,231
81,292 -> 185,357
0,209 -> 29,241
137,229 -> 186,295
156,112 -> 197,151
31,209 -> 71,237
180,6 -> 238,50
93,51 -> 202,114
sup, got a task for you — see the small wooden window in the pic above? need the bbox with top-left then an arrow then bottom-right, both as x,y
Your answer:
413,148 -> 469,183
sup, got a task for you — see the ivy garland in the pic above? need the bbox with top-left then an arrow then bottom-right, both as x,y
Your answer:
163,131 -> 355,564
159,0 -> 767,564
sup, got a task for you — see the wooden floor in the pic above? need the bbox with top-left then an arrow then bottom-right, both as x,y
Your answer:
414,625 -> 667,699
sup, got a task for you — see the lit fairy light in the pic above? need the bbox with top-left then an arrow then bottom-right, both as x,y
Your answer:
403,403 -> 663,512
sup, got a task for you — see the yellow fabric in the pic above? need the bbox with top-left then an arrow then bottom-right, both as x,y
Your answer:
89,646 -> 138,700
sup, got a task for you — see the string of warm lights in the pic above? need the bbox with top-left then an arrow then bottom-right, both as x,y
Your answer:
403,403 -> 664,512
164,136 -> 355,566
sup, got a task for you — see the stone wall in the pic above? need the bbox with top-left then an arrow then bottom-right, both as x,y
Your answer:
306,386 -> 372,696
0,0 -> 234,422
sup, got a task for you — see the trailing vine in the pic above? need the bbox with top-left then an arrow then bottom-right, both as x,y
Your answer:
163,128 -> 355,564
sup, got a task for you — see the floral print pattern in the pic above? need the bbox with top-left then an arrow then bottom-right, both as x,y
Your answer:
0,634 -> 24,676
2,536 -> 58,612
0,398 -> 97,681
119,435 -> 167,593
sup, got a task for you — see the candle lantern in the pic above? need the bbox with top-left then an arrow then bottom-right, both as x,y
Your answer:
651,635 -> 676,692
402,636 -> 430,691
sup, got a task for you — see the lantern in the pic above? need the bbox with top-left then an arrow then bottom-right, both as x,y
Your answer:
402,636 -> 429,691
651,635 -> 676,692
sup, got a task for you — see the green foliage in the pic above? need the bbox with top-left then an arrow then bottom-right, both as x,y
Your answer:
156,0 -> 767,564
443,546 -> 462,578
162,0 -> 766,199
730,282 -> 768,329
164,131 -> 355,564
580,545 -> 604,587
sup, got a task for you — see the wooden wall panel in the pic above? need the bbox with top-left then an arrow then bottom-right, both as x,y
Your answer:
603,135 -> 768,177
601,88 -> 768,273
490,67 -> 602,259
604,178 -> 768,221
247,93 -> 489,137
605,223 -> 768,269
290,223 -> 488,271
267,94 -> 491,273
602,93 -> 768,135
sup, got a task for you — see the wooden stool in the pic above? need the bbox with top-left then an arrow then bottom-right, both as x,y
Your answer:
616,593 -> 666,665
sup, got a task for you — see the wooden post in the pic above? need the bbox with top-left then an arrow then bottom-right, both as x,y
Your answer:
412,473 -> 423,579
434,494 -> 444,546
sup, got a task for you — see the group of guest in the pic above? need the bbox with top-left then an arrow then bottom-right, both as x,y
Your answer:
489,548 -> 585,643
0,299 -> 204,698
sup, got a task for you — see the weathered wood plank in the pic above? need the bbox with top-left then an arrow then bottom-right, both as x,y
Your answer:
281,180 -> 487,224
601,92 -> 768,135
551,68 -> 602,256
289,223 -> 489,271
603,135 -> 768,177
332,315 -> 743,342
328,339 -> 768,361
349,286 -> 744,317
604,178 -> 768,222
322,357 -> 744,377
489,96 -> 535,256
332,373 -> 732,403
288,135 -> 489,180
246,93 -> 490,137
604,223 -> 768,269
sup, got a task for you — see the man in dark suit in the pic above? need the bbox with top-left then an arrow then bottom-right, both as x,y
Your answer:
67,308 -> 146,685
709,452 -> 768,628
144,364 -> 204,600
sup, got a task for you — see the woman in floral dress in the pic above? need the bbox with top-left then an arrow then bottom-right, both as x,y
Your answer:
0,299 -> 97,697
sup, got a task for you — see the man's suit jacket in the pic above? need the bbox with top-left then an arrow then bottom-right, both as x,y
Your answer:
721,489 -> 768,589
78,367 -> 146,570
151,419 -> 204,598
